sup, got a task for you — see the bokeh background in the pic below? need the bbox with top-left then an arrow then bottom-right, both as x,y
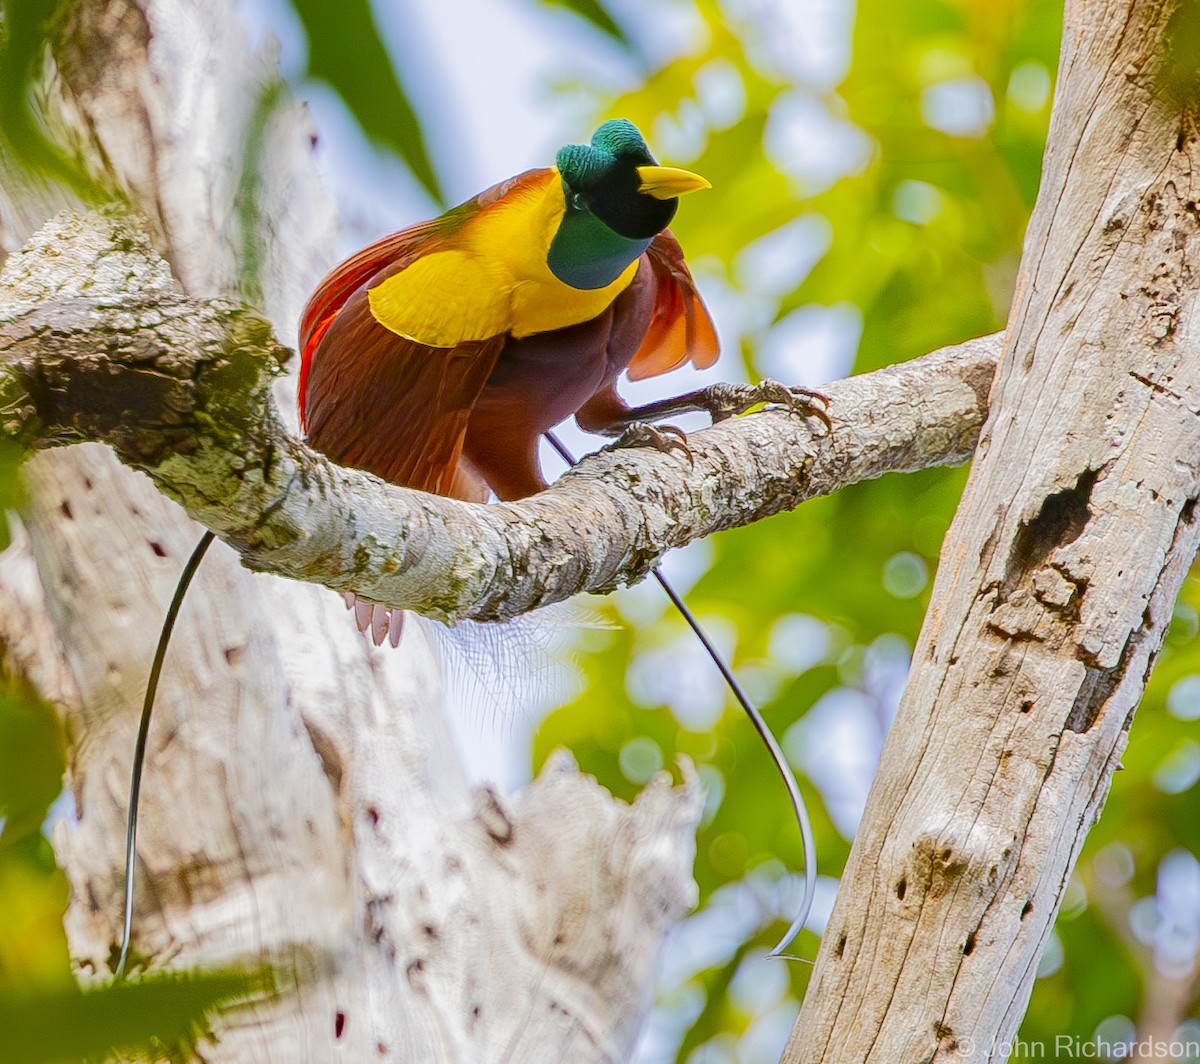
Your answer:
3,0 -> 1200,1060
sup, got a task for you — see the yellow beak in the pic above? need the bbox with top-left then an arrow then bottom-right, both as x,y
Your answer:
636,165 -> 712,200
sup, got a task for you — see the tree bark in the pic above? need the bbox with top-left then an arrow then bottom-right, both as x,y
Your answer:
0,1 -> 703,1061
786,1 -> 1200,1060
0,212 -> 1000,620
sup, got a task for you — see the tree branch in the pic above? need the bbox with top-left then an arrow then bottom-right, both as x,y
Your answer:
0,209 -> 1001,624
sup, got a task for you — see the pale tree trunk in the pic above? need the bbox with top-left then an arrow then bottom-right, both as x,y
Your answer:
786,0 -> 1200,1060
0,1 -> 701,1061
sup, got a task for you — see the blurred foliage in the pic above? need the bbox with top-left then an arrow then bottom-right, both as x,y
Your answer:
1158,0 -> 1200,107
0,440 -> 25,553
537,0 -> 633,50
528,0 -> 1186,1058
290,0 -> 445,205
235,75 -> 287,308
0,0 -> 105,198
0,967 -> 278,1064
0,0 -> 72,183
0,679 -> 70,995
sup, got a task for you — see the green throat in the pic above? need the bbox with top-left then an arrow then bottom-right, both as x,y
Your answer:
546,198 -> 652,290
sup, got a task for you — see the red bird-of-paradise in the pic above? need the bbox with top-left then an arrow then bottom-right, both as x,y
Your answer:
113,121 -> 817,983
299,120 -> 717,506
295,119 -> 817,956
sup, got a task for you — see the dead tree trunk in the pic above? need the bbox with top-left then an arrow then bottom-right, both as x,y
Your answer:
786,1 -> 1200,1059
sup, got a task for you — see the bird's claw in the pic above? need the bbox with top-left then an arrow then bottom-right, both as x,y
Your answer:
610,421 -> 694,464
702,379 -> 831,434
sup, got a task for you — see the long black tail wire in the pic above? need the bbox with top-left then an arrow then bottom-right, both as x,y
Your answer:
115,431 -> 816,978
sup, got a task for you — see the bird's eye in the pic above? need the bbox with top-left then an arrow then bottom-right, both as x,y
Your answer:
570,192 -> 586,211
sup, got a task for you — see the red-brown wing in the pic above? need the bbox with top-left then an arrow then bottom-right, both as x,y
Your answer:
302,287 -> 505,501
625,229 -> 719,382
298,220 -> 453,430
297,167 -> 556,429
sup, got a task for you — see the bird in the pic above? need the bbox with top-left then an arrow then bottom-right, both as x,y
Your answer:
294,119 -> 818,956
298,118 -> 718,509
113,122 -> 817,980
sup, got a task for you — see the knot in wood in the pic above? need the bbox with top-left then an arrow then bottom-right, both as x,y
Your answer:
474,786 -> 514,845
907,816 -> 1014,903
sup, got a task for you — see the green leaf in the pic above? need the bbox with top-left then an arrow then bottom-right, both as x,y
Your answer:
235,76 -> 287,307
537,0 -> 632,50
0,440 -> 25,554
0,676 -> 69,993
0,967 -> 278,1064
0,0 -> 101,195
1157,0 -> 1200,106
290,0 -> 443,205
0,683 -> 62,848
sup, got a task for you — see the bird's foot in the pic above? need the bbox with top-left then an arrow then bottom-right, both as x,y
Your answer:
609,421 -> 694,464
700,379 -> 831,433
345,593 -> 406,648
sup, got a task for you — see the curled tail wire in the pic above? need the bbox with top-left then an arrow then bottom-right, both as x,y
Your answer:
544,432 -> 816,957
121,428 -> 816,973
114,529 -> 215,982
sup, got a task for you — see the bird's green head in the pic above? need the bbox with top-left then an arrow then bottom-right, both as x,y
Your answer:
548,119 -> 709,290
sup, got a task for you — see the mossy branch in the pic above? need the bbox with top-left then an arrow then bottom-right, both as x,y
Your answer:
0,209 -> 1000,623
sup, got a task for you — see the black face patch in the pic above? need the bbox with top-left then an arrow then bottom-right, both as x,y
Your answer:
579,164 -> 678,240
547,190 -> 652,289
556,138 -> 679,241
548,121 -> 678,288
